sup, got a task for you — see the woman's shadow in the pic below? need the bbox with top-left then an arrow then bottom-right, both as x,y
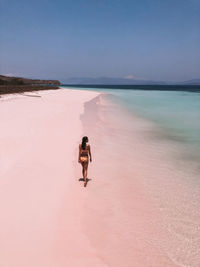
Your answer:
78,178 -> 92,187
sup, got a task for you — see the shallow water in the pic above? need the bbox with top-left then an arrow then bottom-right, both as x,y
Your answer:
108,90 -> 200,151
63,86 -> 200,153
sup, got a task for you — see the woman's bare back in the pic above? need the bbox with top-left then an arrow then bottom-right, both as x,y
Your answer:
79,144 -> 90,156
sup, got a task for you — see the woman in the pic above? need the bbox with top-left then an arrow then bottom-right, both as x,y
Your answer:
78,136 -> 92,187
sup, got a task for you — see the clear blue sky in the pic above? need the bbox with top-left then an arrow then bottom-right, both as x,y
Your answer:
0,0 -> 199,82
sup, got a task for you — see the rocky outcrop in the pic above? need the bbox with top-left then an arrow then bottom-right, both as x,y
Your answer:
0,75 -> 61,85
0,75 -> 61,95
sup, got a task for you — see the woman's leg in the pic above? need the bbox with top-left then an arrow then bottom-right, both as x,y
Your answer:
81,163 -> 85,179
83,162 -> 88,185
82,165 -> 84,178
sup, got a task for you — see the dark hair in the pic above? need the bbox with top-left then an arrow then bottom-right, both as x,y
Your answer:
81,136 -> 88,150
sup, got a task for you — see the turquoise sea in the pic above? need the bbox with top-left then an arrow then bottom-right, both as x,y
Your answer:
62,85 -> 200,153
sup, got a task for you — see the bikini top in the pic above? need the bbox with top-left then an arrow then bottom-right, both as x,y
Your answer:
80,144 -> 89,155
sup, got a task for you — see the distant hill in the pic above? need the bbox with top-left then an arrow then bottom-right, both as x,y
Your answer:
61,76 -> 200,85
178,79 -> 200,85
62,76 -> 166,85
0,75 -> 61,85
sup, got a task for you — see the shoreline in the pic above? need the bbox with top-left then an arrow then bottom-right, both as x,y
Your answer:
1,87 -> 199,266
79,92 -> 200,267
78,93 -> 173,266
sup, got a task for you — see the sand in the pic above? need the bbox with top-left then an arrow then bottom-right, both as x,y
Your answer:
0,89 -> 106,267
1,88 -> 196,267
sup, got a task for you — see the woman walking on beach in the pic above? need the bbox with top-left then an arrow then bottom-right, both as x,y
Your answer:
78,136 -> 92,187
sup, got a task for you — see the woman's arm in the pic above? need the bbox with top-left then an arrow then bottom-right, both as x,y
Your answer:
89,145 -> 92,162
78,145 -> 81,163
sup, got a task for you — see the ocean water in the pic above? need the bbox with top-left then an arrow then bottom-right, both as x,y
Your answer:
63,85 -> 200,153
64,85 -> 200,266
110,90 -> 200,150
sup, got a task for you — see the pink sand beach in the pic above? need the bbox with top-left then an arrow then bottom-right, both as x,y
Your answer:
0,89 -> 104,267
0,88 -> 199,267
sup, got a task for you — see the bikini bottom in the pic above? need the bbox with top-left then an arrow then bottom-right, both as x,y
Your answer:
80,156 -> 88,163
